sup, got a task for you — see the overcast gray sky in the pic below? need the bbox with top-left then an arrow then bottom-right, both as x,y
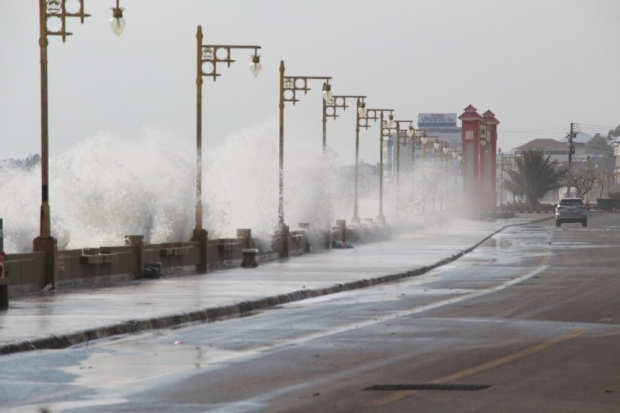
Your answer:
2,0 -> 619,165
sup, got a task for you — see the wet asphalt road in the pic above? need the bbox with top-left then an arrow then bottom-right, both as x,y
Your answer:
2,212 -> 620,412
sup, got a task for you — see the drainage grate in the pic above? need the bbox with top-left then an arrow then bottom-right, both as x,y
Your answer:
365,384 -> 490,391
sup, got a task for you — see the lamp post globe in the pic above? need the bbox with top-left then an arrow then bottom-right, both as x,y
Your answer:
406,125 -> 415,138
357,102 -> 367,118
110,0 -> 126,36
386,114 -> 396,129
249,54 -> 262,77
322,83 -> 333,103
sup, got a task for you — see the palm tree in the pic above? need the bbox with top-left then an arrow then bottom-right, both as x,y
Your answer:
504,149 -> 566,211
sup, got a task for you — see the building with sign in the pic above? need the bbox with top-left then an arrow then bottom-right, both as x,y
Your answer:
418,113 -> 458,128
384,112 -> 462,177
417,113 -> 462,149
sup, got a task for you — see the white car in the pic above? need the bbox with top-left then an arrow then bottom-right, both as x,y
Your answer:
555,197 -> 587,227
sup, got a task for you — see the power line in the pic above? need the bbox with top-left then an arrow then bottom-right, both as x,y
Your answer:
576,123 -> 617,130
499,125 -> 569,134
574,123 -> 618,136
498,122 -> 619,137
576,126 -> 614,133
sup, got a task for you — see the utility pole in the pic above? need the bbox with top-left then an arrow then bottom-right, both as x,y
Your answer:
567,123 -> 576,197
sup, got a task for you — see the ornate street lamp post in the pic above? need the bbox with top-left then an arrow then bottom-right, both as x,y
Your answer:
359,109 -> 395,223
404,125 -> 418,202
432,138 -> 443,210
36,0 -> 126,288
394,120 -> 415,218
321,93 -> 368,223
352,100 -> 370,224
419,131 -> 428,160
277,61 -> 331,257
322,91 -> 366,156
440,142 -> 450,210
406,125 -> 420,175
193,26 -> 261,245
406,125 -> 416,165
419,132 -> 429,212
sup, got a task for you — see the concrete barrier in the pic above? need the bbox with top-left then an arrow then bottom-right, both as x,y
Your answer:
240,249 -> 259,268
0,278 -> 8,310
3,220 -> 392,299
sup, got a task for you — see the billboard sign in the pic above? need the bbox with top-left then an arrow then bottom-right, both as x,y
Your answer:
418,113 -> 458,128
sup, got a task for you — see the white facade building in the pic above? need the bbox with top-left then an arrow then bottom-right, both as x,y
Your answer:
383,112 -> 462,177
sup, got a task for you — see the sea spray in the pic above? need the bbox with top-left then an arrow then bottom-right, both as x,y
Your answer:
0,122 -> 361,253
0,122 -> 462,253
203,121 -> 352,244
0,128 -> 195,253
50,129 -> 196,250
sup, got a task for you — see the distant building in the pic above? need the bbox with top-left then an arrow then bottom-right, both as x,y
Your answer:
384,112 -> 461,178
503,138 -> 618,204
416,112 -> 462,152
510,138 -> 586,163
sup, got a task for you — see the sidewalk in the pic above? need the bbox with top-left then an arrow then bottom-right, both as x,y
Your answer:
0,215 -> 550,355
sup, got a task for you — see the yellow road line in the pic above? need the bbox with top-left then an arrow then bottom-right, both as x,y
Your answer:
368,329 -> 586,407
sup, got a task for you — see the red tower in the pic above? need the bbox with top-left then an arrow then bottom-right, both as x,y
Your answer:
483,110 -> 500,211
459,105 -> 500,212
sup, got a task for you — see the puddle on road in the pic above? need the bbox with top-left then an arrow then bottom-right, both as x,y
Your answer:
10,398 -> 128,413
53,339 -> 249,411
550,242 -> 597,248
484,238 -> 513,249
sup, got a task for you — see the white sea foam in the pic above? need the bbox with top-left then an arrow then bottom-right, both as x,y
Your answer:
0,122 -> 462,253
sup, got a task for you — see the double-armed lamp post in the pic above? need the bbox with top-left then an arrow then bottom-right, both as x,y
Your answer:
420,132 -> 433,162
321,93 -> 368,224
323,95 -> 370,224
438,142 -> 452,210
394,120 -> 415,217
352,100 -> 370,223
359,109 -> 395,222
406,125 -> 418,171
321,90 -> 366,156
36,0 -> 127,287
277,61 -> 331,257
193,26 -> 262,240
404,124 -> 418,195
418,131 -> 431,212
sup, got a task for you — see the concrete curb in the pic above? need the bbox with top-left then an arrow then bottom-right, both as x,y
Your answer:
0,216 -> 552,356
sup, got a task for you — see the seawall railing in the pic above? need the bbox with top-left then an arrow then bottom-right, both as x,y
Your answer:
1,219 -> 387,302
